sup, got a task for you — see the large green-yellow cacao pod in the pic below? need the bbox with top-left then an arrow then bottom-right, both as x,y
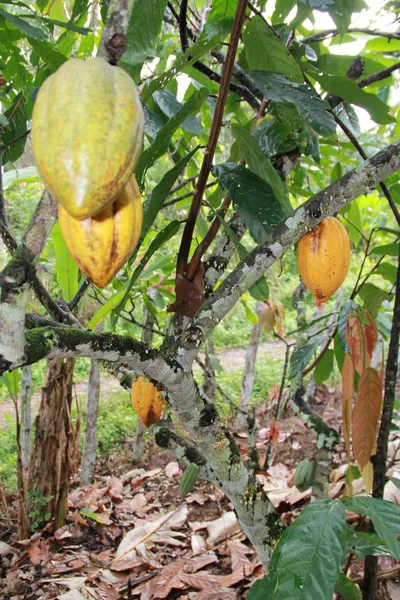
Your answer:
297,217 -> 350,308
32,57 -> 144,220
58,174 -> 143,288
131,377 -> 166,427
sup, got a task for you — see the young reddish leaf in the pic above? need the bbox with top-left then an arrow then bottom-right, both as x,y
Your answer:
346,308 -> 377,375
352,367 -> 383,471
342,353 -> 354,462
268,419 -> 280,448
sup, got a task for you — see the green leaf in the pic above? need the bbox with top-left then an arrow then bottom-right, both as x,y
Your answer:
341,199 -> 362,248
365,37 -> 400,53
79,507 -> 109,524
391,476 -> 400,489
29,39 -> 67,70
139,146 -> 199,249
111,221 -> 181,327
370,242 -> 400,256
346,529 -> 389,558
1,94 -> 27,164
247,70 -> 336,136
153,88 -> 202,135
0,7 -> 48,39
52,221 -> 79,302
272,0 -> 297,23
243,16 -> 303,82
247,577 -> 278,599
212,163 -> 284,243
119,0 -> 168,81
314,349 -> 334,385
249,276 -> 270,302
313,73 -> 394,125
205,0 -> 237,37
241,298 -> 259,324
334,332 -> 345,371
0,369 -> 21,399
344,497 -> 400,560
135,88 -> 209,187
86,288 -> 128,331
264,499 -> 346,600
328,0 -> 367,36
338,299 -> 357,350
334,572 -> 361,600
357,282 -> 391,318
231,123 -> 292,216
289,335 -> 324,378
3,166 -> 39,189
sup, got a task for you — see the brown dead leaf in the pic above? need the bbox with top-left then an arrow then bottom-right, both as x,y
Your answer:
0,541 -> 17,556
28,540 -> 50,565
206,511 -> 239,545
352,367 -> 383,470
183,553 -> 218,573
227,539 -> 254,570
188,588 -> 236,599
72,510 -> 89,527
54,526 -> 74,541
191,534 -> 206,555
106,477 -> 124,501
186,491 -> 209,505
165,462 -> 181,478
179,571 -> 222,590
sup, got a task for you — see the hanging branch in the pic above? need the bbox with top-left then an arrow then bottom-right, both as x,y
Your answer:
176,0 -> 249,278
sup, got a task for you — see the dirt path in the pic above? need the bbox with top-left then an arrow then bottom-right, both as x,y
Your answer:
0,340 -> 287,427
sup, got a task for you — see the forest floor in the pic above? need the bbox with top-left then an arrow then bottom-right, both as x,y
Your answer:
1,342 -> 400,599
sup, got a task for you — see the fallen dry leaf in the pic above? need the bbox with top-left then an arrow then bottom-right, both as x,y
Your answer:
206,511 -> 239,545
106,477 -> 124,501
165,462 -> 181,478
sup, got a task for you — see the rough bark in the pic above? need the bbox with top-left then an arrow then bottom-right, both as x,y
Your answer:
20,365 -> 33,470
27,357 -> 75,531
203,334 -> 217,403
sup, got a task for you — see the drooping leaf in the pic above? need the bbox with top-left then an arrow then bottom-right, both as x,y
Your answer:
246,70 -> 337,136
374,262 -> 398,285
289,335 -> 324,379
345,529 -> 389,558
313,73 -> 394,125
344,497 -> 400,560
357,283 -> 392,319
231,123 -> 292,216
212,162 -> 285,243
86,288 -> 128,330
314,348 -> 334,385
351,367 -> 382,471
334,572 -> 361,600
0,7 -> 48,40
370,242 -> 400,256
135,88 -> 209,187
342,353 -> 354,462
338,299 -> 357,351
262,499 -> 346,600
345,308 -> 377,374
0,368 -> 21,399
52,221 -> 79,303
243,16 -> 303,82
119,0 -> 168,81
153,88 -> 202,135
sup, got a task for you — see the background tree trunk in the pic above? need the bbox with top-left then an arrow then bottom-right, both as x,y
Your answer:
236,301 -> 264,430
80,358 -> 101,486
27,357 -> 75,531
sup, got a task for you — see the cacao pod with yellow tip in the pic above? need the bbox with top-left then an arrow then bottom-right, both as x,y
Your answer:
32,57 -> 144,220
58,174 -> 143,288
131,377 -> 166,427
297,216 -> 350,307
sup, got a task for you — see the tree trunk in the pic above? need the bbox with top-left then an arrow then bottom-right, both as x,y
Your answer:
133,308 -> 154,462
27,357 -> 75,531
203,334 -> 217,403
20,365 -> 33,470
237,301 -> 264,430
80,358 -> 101,486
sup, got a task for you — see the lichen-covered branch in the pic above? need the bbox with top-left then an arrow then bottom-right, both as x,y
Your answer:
97,0 -> 134,64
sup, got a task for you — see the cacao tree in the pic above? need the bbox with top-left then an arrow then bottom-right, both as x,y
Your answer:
1,0 -> 400,598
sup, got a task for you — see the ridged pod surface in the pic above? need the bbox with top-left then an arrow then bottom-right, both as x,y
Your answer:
32,57 -> 144,220
59,174 -> 142,288
297,216 -> 350,307
131,377 -> 165,427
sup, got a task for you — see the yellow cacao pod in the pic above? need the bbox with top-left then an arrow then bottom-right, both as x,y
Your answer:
297,216 -> 350,307
32,57 -> 144,220
131,377 -> 165,427
58,174 -> 143,288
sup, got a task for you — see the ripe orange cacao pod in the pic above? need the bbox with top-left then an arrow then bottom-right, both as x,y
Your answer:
297,216 -> 350,307
131,377 -> 165,427
58,174 -> 142,288
32,57 -> 144,220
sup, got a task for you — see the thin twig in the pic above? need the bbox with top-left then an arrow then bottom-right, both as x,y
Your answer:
303,28 -> 400,43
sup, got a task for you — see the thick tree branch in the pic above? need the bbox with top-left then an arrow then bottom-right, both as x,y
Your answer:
97,0 -> 133,64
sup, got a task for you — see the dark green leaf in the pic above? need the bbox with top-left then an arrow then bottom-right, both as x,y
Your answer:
247,70 -> 336,136
313,73 -> 394,125
344,497 -> 400,560
135,88 -> 209,187
374,262 -> 397,284
212,162 -> 285,243
138,147 -> 199,253
334,332 -> 345,371
119,0 -> 168,81
265,499 -> 346,600
391,476 -> 400,489
328,0 -> 367,36
254,119 -> 297,156
153,88 -> 202,135
370,242 -> 400,256
243,16 -> 303,82
289,334 -> 324,379
0,7 -> 48,39
205,0 -> 237,37
338,299 -> 356,350
246,577 -> 278,599
1,94 -> 27,164
29,39 -> 67,70
249,276 -> 270,301
314,349 -> 334,385
272,0 -> 297,23
231,123 -> 292,216
346,529 -> 389,558
358,282 -> 391,318
334,572 -> 361,600
143,105 -> 165,139
52,221 -> 79,302
0,369 -> 21,399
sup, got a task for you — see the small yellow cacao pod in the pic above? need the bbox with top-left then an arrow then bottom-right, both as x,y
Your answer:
58,174 -> 142,288
297,216 -> 350,307
32,57 -> 144,220
131,377 -> 165,427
